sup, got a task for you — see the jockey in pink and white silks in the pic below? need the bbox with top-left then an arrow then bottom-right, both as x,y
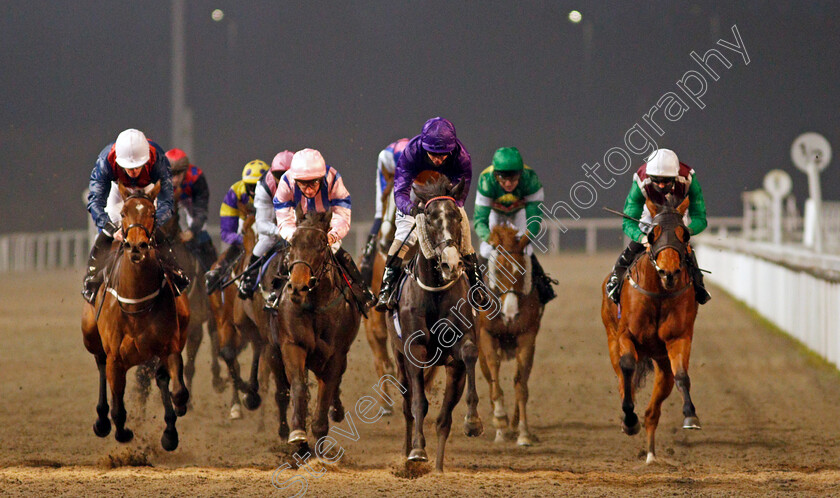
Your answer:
263,148 -> 375,310
359,138 -> 409,285
237,150 -> 294,298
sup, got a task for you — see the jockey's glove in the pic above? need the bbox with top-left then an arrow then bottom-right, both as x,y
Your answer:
409,202 -> 425,217
101,221 -> 120,239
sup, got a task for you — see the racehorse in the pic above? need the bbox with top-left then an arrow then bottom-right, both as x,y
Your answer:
207,205 -> 263,418
387,175 -> 484,472
270,206 -> 360,448
81,182 -> 190,451
477,224 -> 544,446
600,196 -> 701,464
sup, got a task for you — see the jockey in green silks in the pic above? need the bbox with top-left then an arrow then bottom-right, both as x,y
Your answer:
474,147 -> 557,304
605,148 -> 711,305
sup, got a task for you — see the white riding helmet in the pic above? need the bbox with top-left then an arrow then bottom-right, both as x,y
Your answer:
290,148 -> 327,181
115,129 -> 151,169
645,148 -> 679,177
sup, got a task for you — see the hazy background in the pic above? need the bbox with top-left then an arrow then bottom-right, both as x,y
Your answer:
3,0 -> 839,233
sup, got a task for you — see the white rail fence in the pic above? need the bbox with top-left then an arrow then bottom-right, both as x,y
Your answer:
0,217 -> 742,274
695,237 -> 840,369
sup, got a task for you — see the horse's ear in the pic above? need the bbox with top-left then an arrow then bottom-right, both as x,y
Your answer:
676,195 -> 690,216
451,177 -> 466,200
517,234 -> 531,252
295,202 -> 304,223
118,182 -> 130,200
645,199 -> 658,218
149,181 -> 161,201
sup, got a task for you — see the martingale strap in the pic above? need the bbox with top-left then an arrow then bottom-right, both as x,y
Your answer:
627,275 -> 691,299
106,279 -> 166,304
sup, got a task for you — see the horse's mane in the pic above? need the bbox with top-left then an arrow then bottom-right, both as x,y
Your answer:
297,209 -> 331,230
412,175 -> 453,203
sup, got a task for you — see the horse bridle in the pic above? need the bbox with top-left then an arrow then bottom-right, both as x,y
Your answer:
647,210 -> 688,273
122,190 -> 157,245
287,226 -> 333,291
423,195 -> 461,259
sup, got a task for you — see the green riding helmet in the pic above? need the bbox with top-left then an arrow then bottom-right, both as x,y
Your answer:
492,147 -> 524,172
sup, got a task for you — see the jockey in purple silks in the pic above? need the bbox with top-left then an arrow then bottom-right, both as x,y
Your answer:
374,117 -> 483,312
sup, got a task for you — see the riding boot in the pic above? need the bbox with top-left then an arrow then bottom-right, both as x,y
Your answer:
530,254 -> 558,304
81,229 -> 115,304
205,244 -> 243,295
237,254 -> 261,299
359,233 -> 377,287
688,250 -> 711,305
264,260 -> 290,311
606,241 -> 646,304
375,256 -> 404,312
335,247 -> 376,311
154,227 -> 190,296
197,236 -> 218,272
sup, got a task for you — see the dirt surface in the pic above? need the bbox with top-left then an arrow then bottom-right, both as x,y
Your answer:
3,254 -> 840,497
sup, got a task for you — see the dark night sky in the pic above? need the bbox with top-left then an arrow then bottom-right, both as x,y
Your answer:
3,0 -> 840,233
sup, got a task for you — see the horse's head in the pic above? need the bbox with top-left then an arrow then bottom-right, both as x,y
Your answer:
487,224 -> 531,323
645,196 -> 690,290
237,201 -> 257,252
413,175 -> 466,281
118,182 -> 160,264
286,203 -> 332,304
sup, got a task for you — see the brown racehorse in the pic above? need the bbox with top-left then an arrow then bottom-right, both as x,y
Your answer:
601,196 -> 701,464
81,182 -> 190,451
477,224 -> 544,446
207,205 -> 263,418
270,206 -> 360,448
388,176 -> 484,472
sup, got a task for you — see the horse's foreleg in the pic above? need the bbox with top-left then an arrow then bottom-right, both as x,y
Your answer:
282,343 -> 309,445
407,361 -> 429,462
92,354 -> 111,438
435,362 -> 466,472
106,357 -> 133,443
617,332 -> 640,435
155,363 -> 179,451
207,321 -> 225,392
513,333 -> 536,446
367,325 -> 395,415
644,359 -> 675,464
461,339 -> 484,438
666,336 -> 701,430
268,345 -> 291,439
477,329 -> 506,441
166,352 -> 189,416
394,351 -> 414,458
183,323 -> 203,395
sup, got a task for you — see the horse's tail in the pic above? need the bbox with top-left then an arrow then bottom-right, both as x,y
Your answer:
633,356 -> 654,390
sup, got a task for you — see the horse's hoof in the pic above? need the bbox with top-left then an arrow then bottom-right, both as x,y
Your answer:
494,429 -> 506,444
115,428 -> 134,443
173,388 -> 190,409
407,448 -> 428,462
212,377 -> 226,393
93,418 -> 111,438
175,403 -> 188,417
161,429 -> 179,452
517,434 -> 533,447
329,405 -> 345,423
645,452 -> 656,464
288,430 -> 307,444
622,417 -> 641,436
682,416 -> 702,430
243,391 -> 261,411
229,403 -> 242,420
464,416 -> 484,437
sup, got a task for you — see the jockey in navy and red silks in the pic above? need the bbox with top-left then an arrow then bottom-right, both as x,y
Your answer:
375,117 -> 481,312
604,148 -> 711,305
165,148 -> 217,272
82,129 -> 189,303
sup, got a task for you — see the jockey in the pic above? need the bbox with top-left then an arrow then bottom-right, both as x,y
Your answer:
605,148 -> 711,304
165,148 -> 218,272
204,159 -> 269,294
237,150 -> 294,299
83,128 -> 190,303
474,147 -> 557,304
359,137 -> 410,286
265,148 -> 375,310
375,117 -> 481,312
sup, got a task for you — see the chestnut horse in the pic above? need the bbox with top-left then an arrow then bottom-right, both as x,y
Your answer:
477,224 -> 544,446
270,206 -> 360,448
81,182 -> 190,451
387,176 -> 484,472
600,197 -> 701,464
207,206 -> 263,419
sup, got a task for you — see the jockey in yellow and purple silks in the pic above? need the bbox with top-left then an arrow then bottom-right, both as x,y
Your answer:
359,137 -> 410,285
203,159 -> 269,294
262,148 -> 375,310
